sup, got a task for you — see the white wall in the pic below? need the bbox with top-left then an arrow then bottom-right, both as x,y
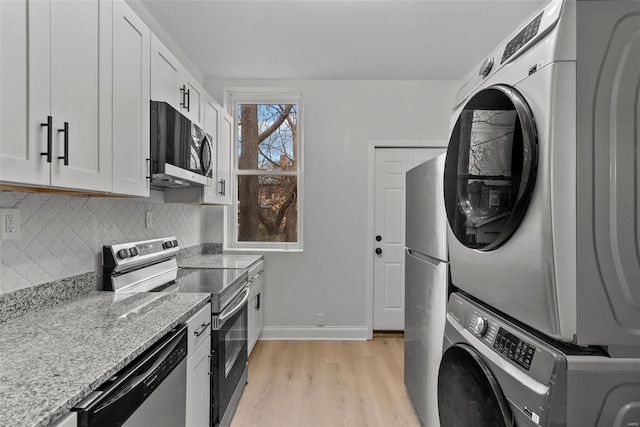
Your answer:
205,79 -> 458,339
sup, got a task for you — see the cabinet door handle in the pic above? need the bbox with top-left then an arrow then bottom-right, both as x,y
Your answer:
219,178 -> 225,196
57,122 -> 69,165
40,116 -> 53,163
146,158 -> 151,180
256,293 -> 260,310
180,85 -> 190,111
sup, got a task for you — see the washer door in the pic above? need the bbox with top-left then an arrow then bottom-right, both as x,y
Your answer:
438,344 -> 514,427
444,85 -> 537,251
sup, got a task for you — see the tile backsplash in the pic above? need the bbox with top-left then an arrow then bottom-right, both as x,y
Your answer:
0,191 -> 209,293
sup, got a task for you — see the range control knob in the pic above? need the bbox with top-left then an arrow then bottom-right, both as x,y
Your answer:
117,249 -> 130,259
129,247 -> 139,257
172,239 -> 178,248
472,317 -> 489,336
163,241 -> 173,249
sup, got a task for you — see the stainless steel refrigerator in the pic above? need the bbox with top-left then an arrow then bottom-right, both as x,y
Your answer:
404,154 -> 448,427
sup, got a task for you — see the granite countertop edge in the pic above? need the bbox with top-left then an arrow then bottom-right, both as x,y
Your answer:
48,295 -> 210,427
178,253 -> 263,270
0,292 -> 211,427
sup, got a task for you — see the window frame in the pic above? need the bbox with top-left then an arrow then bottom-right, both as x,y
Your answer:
224,88 -> 304,252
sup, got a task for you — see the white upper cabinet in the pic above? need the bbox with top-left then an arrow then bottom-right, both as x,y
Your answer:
151,33 -> 181,111
216,107 -> 234,204
180,72 -> 204,126
202,98 -> 233,205
112,0 -> 151,197
151,34 -> 204,126
0,0 -> 40,185
1,0 -> 112,192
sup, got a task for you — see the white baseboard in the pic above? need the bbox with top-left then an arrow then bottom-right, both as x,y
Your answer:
260,326 -> 369,341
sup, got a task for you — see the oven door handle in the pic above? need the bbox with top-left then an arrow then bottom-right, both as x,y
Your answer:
218,287 -> 249,324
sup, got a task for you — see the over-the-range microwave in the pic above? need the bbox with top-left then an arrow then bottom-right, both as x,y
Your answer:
150,101 -> 214,188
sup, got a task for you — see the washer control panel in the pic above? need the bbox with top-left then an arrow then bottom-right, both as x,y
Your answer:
494,327 -> 536,370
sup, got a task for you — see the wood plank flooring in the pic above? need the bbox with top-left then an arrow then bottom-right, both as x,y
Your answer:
230,338 -> 421,427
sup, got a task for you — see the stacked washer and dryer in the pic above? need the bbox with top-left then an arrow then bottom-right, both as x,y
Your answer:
437,1 -> 640,426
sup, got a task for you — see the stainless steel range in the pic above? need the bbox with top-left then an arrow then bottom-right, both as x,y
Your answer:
102,236 -> 249,427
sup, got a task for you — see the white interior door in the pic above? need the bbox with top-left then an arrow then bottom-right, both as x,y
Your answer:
373,147 -> 445,330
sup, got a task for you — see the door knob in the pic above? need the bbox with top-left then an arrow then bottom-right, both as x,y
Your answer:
375,248 -> 382,255
375,235 -> 382,242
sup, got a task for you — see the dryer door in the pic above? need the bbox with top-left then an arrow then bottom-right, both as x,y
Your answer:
438,344 -> 514,427
444,85 -> 537,251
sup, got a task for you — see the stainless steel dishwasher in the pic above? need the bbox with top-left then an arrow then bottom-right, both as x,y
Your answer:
73,325 -> 187,427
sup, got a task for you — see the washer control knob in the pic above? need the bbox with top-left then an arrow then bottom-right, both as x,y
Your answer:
472,317 -> 489,336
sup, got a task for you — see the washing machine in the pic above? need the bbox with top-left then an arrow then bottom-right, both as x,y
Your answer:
442,0 -> 640,350
438,292 -> 640,427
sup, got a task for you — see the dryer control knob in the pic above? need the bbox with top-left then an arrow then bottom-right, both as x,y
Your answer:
472,317 -> 489,336
479,57 -> 494,78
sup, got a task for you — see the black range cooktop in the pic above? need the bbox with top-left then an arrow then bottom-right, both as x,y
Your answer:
152,267 -> 248,313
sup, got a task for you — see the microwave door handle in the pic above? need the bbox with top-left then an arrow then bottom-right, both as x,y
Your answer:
218,288 -> 249,324
203,136 -> 214,178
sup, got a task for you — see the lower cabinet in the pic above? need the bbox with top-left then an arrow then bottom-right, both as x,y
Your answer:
247,262 -> 265,357
186,303 -> 212,427
50,412 -> 77,427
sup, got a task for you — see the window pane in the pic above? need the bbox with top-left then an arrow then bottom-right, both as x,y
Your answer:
237,175 -> 298,243
237,104 -> 297,171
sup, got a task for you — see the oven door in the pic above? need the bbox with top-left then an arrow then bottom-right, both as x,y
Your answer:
212,287 -> 249,426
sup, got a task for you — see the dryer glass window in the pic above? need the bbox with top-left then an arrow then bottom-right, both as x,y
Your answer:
444,86 -> 537,251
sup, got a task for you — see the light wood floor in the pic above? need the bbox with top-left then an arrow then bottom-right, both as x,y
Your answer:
230,338 -> 421,427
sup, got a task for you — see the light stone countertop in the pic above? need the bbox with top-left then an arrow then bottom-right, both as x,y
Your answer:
178,254 -> 263,269
0,291 -> 210,427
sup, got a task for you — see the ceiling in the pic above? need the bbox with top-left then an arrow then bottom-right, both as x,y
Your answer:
139,0 -> 547,81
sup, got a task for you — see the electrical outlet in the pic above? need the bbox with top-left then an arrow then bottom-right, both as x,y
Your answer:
316,313 -> 324,326
1,208 -> 20,239
145,211 -> 154,229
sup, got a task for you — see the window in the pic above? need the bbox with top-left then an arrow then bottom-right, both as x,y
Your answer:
226,89 -> 303,251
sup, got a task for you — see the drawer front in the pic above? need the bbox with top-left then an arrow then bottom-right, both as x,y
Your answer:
187,303 -> 211,353
248,260 -> 264,286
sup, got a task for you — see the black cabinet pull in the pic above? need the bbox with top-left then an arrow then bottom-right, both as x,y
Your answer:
146,158 -> 151,180
40,116 -> 53,163
180,85 -> 190,111
219,179 -> 226,196
256,293 -> 260,310
57,122 -> 69,165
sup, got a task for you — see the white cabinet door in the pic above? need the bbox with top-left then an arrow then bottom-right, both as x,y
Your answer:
180,72 -> 204,126
201,100 -> 232,205
217,108 -> 234,204
1,0 -> 49,186
186,335 -> 211,427
203,97 -> 219,137
112,0 -> 150,197
50,412 -> 78,427
49,0 -> 111,191
247,294 -> 256,356
202,99 -> 220,204
1,0 -> 111,192
151,34 -> 181,110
